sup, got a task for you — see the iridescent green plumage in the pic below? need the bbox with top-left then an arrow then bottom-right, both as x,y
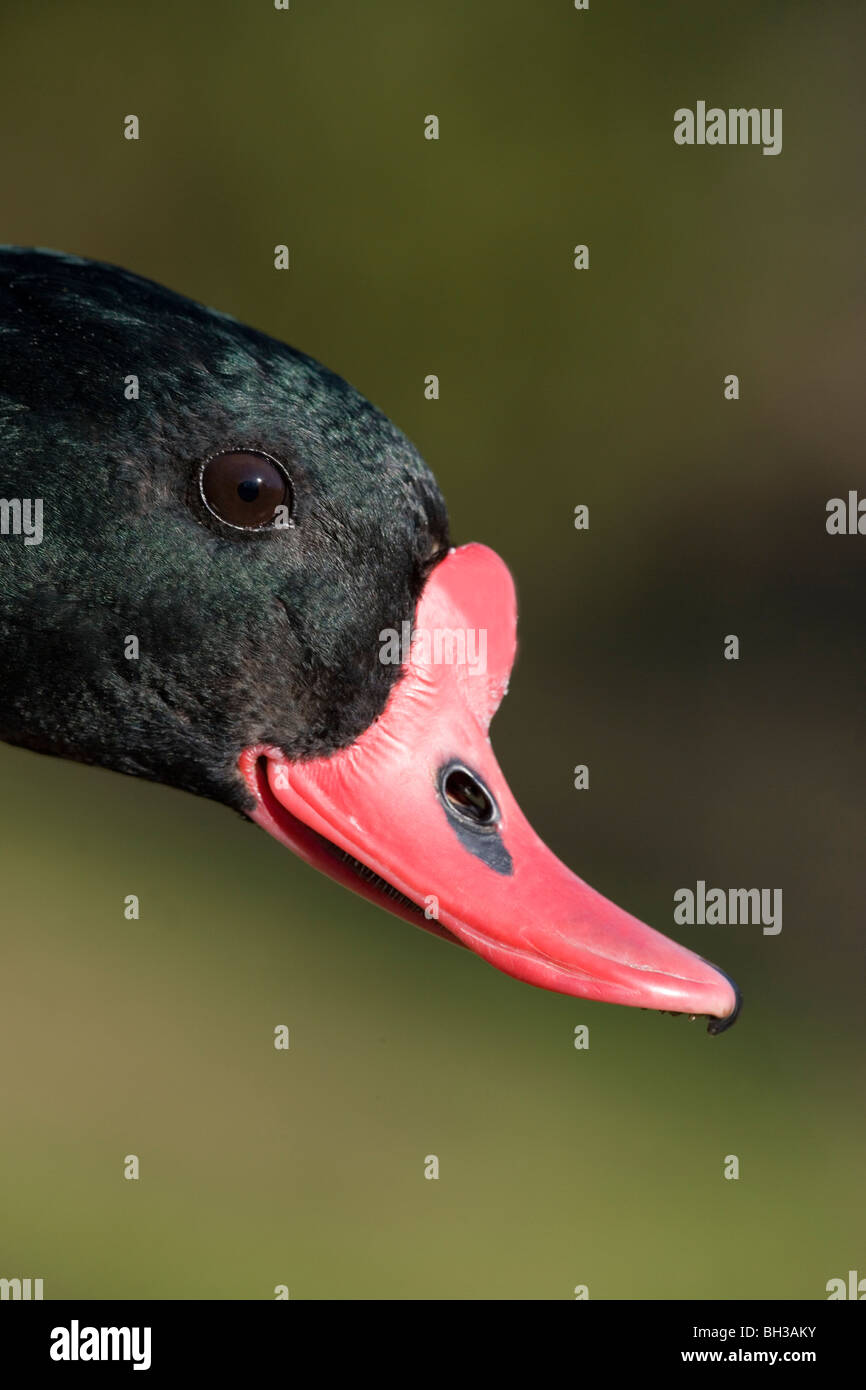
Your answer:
0,248 -> 448,808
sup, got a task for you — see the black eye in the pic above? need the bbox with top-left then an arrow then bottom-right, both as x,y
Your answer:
441,765 -> 498,827
198,451 -> 292,530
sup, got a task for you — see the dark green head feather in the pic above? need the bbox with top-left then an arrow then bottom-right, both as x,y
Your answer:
0,247 -> 448,808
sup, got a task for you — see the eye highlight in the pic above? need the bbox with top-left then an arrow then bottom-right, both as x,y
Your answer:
198,450 -> 292,531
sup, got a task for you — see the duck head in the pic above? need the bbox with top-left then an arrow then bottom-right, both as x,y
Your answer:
0,247 -> 740,1032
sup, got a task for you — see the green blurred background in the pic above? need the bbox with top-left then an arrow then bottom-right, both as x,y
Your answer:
1,0 -> 864,1299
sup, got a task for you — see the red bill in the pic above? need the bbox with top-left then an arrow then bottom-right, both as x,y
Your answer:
240,544 -> 741,1032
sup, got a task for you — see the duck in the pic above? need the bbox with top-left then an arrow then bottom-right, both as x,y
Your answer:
0,246 -> 740,1033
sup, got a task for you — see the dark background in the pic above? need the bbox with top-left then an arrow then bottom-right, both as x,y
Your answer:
1,0 -> 863,1298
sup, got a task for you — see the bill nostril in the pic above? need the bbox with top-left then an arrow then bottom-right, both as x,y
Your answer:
441,764 -> 498,827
